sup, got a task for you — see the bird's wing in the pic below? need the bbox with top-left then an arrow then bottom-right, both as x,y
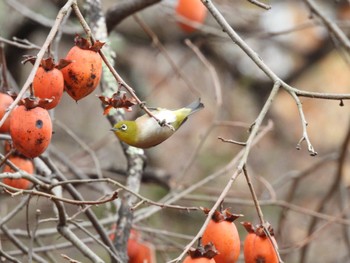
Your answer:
153,109 -> 177,124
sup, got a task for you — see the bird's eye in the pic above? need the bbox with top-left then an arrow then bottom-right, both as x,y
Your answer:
121,124 -> 128,131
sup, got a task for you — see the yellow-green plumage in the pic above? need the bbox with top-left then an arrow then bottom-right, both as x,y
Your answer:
112,99 -> 204,148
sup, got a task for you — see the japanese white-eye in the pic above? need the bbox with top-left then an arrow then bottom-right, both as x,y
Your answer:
112,99 -> 204,148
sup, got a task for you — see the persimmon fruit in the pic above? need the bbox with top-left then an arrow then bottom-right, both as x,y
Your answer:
242,222 -> 279,263
61,35 -> 104,101
129,239 -> 156,263
10,105 -> 52,158
0,93 -> 14,133
109,226 -> 156,263
202,208 -> 241,263
32,57 -> 67,109
175,0 -> 207,33
2,155 -> 34,189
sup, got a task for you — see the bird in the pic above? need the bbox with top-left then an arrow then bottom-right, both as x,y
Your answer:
111,99 -> 204,148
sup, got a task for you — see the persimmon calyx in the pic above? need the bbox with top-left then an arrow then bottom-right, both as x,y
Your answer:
74,34 -> 105,52
187,242 -> 218,259
201,207 -> 243,222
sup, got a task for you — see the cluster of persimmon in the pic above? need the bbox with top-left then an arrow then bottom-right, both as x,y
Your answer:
107,208 -> 280,263
185,208 -> 279,263
0,35 -> 104,190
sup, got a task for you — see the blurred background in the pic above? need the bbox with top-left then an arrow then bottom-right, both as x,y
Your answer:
1,0 -> 350,262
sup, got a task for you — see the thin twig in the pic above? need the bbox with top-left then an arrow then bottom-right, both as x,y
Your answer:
303,0 -> 350,53
1,183 -> 119,205
5,0 -> 80,35
290,91 -> 317,156
185,194 -> 350,226
0,225 -> 47,263
0,195 -> 30,226
49,178 -> 199,211
173,39 -> 223,184
0,36 -> 41,50
55,120 -> 104,180
218,137 -> 247,146
105,0 -> 162,32
184,39 -> 222,105
336,120 -> 350,255
243,166 -> 265,225
28,209 -> 41,263
134,14 -> 200,97
246,0 -> 271,10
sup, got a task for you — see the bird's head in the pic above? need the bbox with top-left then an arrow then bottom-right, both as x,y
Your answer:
111,121 -> 138,146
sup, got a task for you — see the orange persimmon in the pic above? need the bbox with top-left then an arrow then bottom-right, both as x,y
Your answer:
109,226 -> 156,263
32,57 -> 67,109
242,222 -> 279,263
129,239 -> 156,263
10,105 -> 52,158
2,155 -> 34,189
175,0 -> 207,33
202,208 -> 241,263
61,35 -> 104,101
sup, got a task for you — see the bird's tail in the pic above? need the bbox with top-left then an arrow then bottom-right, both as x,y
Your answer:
186,98 -> 204,115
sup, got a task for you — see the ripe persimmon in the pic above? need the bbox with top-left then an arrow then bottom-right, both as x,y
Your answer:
32,57 -> 68,109
61,35 -> 104,101
0,93 -> 14,133
129,239 -> 156,263
202,208 -> 241,263
10,105 -> 52,158
109,226 -> 156,263
242,222 -> 279,263
2,155 -> 34,189
175,0 -> 207,33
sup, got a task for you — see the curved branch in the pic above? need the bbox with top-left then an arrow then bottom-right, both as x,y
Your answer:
105,0 -> 162,32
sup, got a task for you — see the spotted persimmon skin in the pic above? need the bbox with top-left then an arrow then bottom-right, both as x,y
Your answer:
0,93 -> 14,133
183,256 -> 216,263
176,0 -> 207,33
202,220 -> 240,263
244,233 -> 278,263
10,105 -> 52,158
61,46 -> 102,101
33,66 -> 64,109
2,156 -> 34,189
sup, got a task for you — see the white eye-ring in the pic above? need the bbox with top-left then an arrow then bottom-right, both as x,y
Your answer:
121,124 -> 128,131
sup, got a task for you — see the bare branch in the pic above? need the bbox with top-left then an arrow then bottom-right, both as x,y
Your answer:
246,0 -> 271,10
105,0 -> 162,32
303,0 -> 350,53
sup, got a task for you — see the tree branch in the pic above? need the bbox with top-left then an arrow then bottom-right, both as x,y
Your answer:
105,0 -> 162,32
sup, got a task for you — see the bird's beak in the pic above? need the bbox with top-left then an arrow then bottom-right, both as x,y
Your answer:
110,127 -> 118,132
